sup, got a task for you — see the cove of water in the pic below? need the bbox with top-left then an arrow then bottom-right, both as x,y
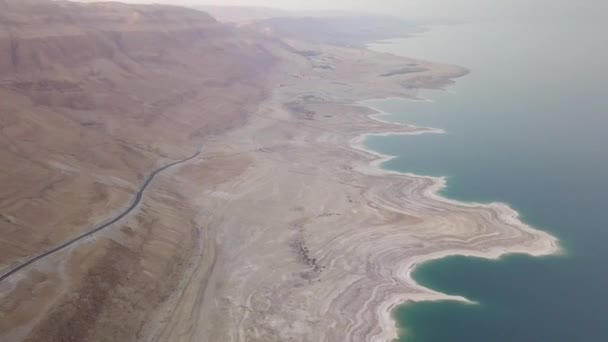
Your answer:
366,21 -> 608,341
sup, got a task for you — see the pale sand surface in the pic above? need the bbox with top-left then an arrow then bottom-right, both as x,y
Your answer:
141,41 -> 559,341
0,28 -> 559,341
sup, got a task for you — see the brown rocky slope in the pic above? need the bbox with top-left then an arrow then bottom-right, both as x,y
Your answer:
0,0 -> 279,340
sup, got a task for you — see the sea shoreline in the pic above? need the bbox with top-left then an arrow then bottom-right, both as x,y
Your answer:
351,97 -> 561,341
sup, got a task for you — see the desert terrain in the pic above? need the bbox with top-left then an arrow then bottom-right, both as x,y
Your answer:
0,1 -> 558,341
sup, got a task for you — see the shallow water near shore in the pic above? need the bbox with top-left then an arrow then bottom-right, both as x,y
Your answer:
366,21 -> 608,341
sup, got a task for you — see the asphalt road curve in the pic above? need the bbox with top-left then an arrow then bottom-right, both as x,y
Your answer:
0,151 -> 201,283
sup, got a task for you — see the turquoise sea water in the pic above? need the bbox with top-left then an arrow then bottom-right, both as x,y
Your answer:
366,22 -> 608,341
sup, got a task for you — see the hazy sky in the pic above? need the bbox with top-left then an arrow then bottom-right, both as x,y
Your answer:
95,0 -> 606,21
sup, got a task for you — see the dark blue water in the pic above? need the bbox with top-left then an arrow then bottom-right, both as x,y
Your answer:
366,22 -> 608,341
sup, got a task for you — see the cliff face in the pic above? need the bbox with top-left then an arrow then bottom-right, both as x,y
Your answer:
0,0 -> 224,73
0,1 -> 279,340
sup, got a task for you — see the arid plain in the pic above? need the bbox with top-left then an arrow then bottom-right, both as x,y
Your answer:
0,1 -> 558,341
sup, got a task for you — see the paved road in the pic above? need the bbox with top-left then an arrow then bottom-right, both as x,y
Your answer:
0,151 -> 201,283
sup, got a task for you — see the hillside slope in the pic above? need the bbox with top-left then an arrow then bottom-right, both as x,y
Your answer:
0,0 -> 279,340
0,0 -> 274,267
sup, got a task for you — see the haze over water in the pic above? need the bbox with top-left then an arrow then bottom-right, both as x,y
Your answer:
366,20 -> 608,341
